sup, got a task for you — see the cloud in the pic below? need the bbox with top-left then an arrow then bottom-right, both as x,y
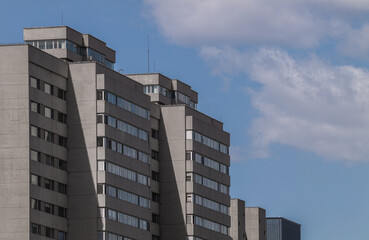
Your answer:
146,0 -> 369,57
337,24 -> 369,59
201,47 -> 369,162
145,0 -> 369,162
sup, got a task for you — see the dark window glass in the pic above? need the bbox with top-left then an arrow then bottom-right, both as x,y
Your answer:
152,214 -> 160,223
31,223 -> 41,235
58,183 -> 67,194
45,179 -> 54,190
152,192 -> 160,203
59,160 -> 67,170
151,150 -> 159,160
58,206 -> 67,218
58,136 -> 67,147
152,129 -> 159,139
58,113 -> 67,124
45,202 -> 54,214
45,227 -> 54,238
58,231 -> 66,240
45,155 -> 54,167
97,137 -> 104,147
58,88 -> 66,100
97,90 -> 104,100
97,114 -> 103,123
152,171 -> 159,181
97,184 -> 104,194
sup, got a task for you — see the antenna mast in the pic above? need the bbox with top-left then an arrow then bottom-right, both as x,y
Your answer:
147,35 -> 150,73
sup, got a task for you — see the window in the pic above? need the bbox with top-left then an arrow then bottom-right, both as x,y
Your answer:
192,215 -> 228,235
58,88 -> 66,100
152,235 -> 160,240
152,171 -> 159,181
38,41 -> 45,49
45,227 -> 54,238
44,83 -> 53,95
46,40 -> 53,49
59,160 -> 67,170
30,77 -> 39,89
58,206 -> 67,218
186,173 -> 192,182
31,174 -> 40,186
186,130 -> 228,155
45,155 -> 54,167
30,102 -> 39,113
151,150 -> 159,160
45,202 -> 54,214
139,196 -> 150,208
58,231 -> 66,240
45,178 -> 54,190
152,129 -> 159,139
101,90 -> 150,119
186,194 -> 192,202
44,107 -> 53,119
152,192 -> 159,203
59,136 -> 67,147
30,150 -> 40,162
140,219 -> 149,230
220,184 -> 229,194
108,209 -> 117,221
58,112 -> 67,123
31,199 -> 41,210
30,126 -> 39,137
31,223 -> 41,235
58,183 -> 67,194
107,92 -> 116,105
97,137 -> 104,147
97,90 -> 105,100
44,130 -> 54,142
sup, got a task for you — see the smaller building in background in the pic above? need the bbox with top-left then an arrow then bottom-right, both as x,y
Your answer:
266,217 -> 301,240
230,199 -> 246,240
246,207 -> 267,240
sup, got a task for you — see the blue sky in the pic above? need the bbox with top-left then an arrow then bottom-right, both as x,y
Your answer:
1,0 -> 369,239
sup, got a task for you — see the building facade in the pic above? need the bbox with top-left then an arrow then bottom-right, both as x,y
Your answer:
0,26 -> 231,240
229,199 -> 246,240
266,218 -> 301,240
245,207 -> 267,240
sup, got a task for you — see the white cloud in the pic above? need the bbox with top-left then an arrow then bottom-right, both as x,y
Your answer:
145,0 -> 369,162
337,24 -> 369,59
146,0 -> 369,50
201,47 -> 369,162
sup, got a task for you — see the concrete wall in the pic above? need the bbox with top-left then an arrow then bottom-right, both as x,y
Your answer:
0,44 -> 69,240
67,62 -> 99,240
230,199 -> 246,240
159,105 -> 231,240
0,44 -> 31,240
246,207 -> 267,240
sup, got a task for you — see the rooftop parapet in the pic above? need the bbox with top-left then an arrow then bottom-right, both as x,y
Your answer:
23,26 -> 115,69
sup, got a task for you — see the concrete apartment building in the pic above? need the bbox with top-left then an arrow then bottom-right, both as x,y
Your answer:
266,218 -> 301,240
229,199 -> 246,240
229,199 -> 267,240
0,26 -> 231,240
245,207 -> 267,240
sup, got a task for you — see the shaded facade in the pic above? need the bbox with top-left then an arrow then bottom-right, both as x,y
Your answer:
266,218 -> 301,240
0,26 -> 231,240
